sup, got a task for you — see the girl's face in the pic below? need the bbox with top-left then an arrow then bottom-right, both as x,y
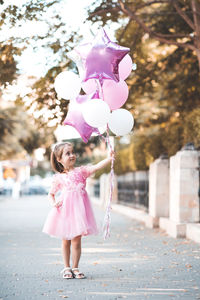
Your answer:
58,144 -> 76,171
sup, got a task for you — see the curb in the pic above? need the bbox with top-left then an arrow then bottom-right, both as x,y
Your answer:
91,196 -> 149,225
91,197 -> 200,244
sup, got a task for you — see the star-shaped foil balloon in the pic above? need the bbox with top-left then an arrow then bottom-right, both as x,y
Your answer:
75,28 -> 130,83
63,92 -> 100,143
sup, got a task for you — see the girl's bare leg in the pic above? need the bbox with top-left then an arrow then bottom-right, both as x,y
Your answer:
62,239 -> 71,267
71,235 -> 85,278
71,235 -> 82,268
71,235 -> 84,278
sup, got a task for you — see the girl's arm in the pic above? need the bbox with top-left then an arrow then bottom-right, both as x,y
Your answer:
48,192 -> 62,208
48,192 -> 56,206
48,174 -> 63,207
89,150 -> 115,174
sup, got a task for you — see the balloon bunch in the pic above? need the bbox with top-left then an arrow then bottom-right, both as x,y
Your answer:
54,28 -> 134,239
54,28 -> 134,143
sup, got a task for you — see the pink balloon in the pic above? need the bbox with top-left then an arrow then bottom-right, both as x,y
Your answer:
82,79 -> 97,94
119,54 -> 133,80
102,80 -> 129,110
63,91 -> 100,143
75,28 -> 130,83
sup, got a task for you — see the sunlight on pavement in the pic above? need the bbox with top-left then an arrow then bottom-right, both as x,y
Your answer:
82,247 -> 125,253
88,289 -> 188,296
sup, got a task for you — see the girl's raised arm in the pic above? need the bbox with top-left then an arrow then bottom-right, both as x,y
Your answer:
89,150 -> 115,174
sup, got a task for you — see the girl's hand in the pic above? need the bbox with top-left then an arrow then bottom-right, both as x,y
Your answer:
48,193 -> 56,207
109,150 -> 116,160
54,200 -> 63,208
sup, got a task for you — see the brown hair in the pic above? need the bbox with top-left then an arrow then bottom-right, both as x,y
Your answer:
50,142 -> 73,173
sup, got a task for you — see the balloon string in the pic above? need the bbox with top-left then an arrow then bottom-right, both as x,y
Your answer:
96,79 -> 115,240
98,126 -> 115,240
96,79 -> 104,101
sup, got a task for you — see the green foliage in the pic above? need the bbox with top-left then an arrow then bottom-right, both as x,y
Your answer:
30,161 -> 51,178
0,43 -> 18,85
87,0 -> 200,171
88,0 -> 122,26
114,143 -> 135,174
183,108 -> 200,148
1,0 -> 199,169
0,106 -> 31,160
90,154 -> 110,179
1,1 -> 59,27
0,0 -> 81,159
115,118 -> 192,172
0,0 -> 62,86
0,104 -> 55,160
161,121 -> 184,156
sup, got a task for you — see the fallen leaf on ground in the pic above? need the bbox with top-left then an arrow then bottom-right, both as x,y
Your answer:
185,264 -> 192,269
175,240 -> 191,246
171,248 -> 180,254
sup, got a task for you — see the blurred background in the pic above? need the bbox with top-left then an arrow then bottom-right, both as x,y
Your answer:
0,0 -> 200,203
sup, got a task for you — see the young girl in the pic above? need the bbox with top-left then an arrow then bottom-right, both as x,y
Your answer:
42,142 -> 115,279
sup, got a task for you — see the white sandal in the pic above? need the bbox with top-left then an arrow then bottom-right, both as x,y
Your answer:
60,267 -> 74,279
72,268 -> 85,279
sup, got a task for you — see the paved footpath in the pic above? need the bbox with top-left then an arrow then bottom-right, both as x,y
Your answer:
0,195 -> 200,300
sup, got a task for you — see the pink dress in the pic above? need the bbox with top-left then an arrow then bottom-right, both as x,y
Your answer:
42,166 -> 99,240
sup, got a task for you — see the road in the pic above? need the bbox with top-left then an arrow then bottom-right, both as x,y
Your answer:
0,195 -> 200,300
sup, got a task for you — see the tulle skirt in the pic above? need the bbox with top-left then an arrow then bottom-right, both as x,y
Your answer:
42,190 -> 99,240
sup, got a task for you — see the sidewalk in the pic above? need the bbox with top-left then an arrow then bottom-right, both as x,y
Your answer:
0,195 -> 200,300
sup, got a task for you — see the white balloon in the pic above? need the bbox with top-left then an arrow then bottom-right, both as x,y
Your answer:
91,125 -> 107,136
108,109 -> 134,136
54,125 -> 81,141
54,71 -> 81,100
82,99 -> 110,127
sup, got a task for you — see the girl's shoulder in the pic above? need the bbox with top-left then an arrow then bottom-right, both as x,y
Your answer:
73,166 -> 87,172
53,167 -> 81,178
78,165 -> 93,178
52,166 -> 88,177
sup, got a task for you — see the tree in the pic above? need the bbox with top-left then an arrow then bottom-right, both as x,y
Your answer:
87,0 -> 200,170
0,0 -> 83,126
3,1 -> 199,169
0,0 -> 67,159
89,0 -> 200,70
0,43 -> 19,86
0,1 -> 63,84
0,104 -> 55,160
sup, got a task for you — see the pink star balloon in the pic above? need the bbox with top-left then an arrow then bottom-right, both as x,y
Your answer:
75,28 -> 130,83
63,92 -> 100,143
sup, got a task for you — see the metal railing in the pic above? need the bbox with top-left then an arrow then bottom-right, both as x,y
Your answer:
117,171 -> 149,212
93,181 -> 100,198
